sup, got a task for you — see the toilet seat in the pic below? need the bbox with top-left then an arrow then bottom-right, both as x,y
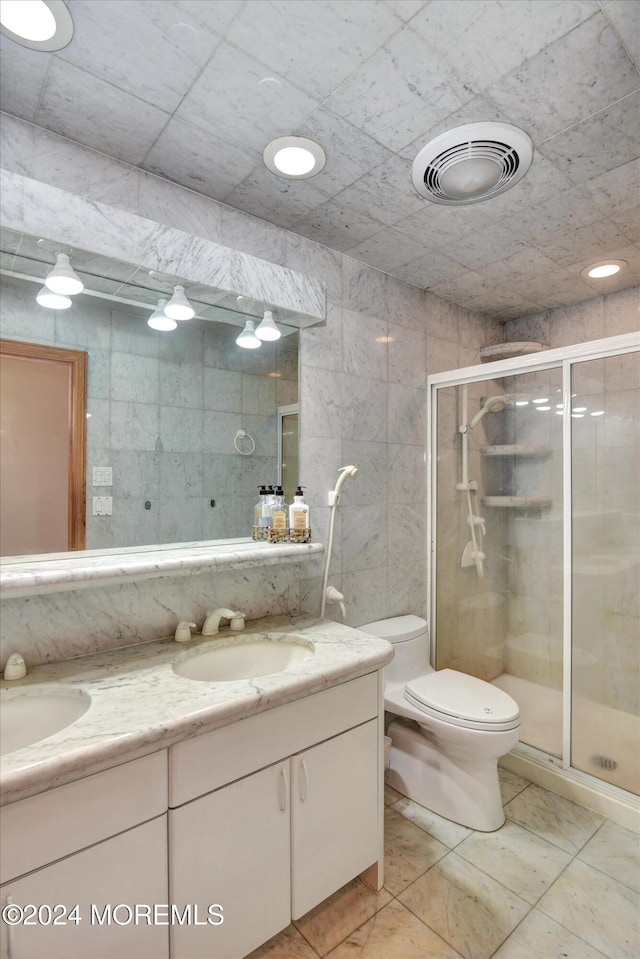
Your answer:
404,669 -> 521,732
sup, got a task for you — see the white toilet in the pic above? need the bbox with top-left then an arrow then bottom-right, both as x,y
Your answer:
361,615 -> 521,831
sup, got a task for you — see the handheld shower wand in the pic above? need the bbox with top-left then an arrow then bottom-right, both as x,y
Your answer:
328,464 -> 359,506
321,465 -> 359,619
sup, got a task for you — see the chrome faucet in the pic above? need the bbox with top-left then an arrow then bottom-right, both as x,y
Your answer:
202,608 -> 246,635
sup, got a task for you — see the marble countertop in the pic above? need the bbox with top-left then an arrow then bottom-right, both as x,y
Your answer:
0,539 -> 324,599
0,614 -> 393,806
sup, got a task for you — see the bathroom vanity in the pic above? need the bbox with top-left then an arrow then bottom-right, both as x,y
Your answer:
0,615 -> 392,959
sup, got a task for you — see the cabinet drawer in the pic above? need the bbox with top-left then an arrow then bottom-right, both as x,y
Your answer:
169,672 -> 379,807
0,751 -> 167,884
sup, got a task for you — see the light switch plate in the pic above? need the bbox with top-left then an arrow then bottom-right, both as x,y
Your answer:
92,496 -> 113,516
92,467 -> 113,486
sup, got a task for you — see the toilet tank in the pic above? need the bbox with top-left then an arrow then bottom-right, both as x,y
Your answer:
359,615 -> 431,684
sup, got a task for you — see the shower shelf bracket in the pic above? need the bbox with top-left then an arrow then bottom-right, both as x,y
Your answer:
482,445 -> 551,457
482,496 -> 552,509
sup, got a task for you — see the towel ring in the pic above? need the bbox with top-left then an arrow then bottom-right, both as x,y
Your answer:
234,429 -> 256,456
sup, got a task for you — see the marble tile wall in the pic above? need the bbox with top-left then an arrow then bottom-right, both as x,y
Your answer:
1,277 -> 296,549
2,114 -> 635,668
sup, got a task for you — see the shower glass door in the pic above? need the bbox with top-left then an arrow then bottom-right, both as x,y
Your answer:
434,366 -> 564,757
570,351 -> 640,792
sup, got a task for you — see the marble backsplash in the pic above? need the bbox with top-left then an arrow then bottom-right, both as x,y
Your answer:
0,561 -> 303,670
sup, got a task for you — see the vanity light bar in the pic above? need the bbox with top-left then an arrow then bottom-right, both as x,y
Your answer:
1,267 -> 293,338
0,268 -> 174,313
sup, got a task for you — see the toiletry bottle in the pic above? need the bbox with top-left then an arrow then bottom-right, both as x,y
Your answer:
271,485 -> 287,531
254,486 -> 265,526
263,485 -> 275,527
289,486 -> 309,530
255,486 -> 270,527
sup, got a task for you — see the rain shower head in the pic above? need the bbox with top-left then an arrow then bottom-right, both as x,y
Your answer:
469,395 -> 506,429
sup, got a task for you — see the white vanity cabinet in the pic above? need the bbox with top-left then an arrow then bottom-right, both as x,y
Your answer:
0,752 -> 168,959
168,673 -> 382,959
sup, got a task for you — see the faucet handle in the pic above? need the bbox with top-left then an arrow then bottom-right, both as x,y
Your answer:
3,652 -> 27,680
229,612 -> 246,631
175,621 -> 197,643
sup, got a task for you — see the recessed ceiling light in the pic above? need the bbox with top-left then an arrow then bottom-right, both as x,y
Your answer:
0,0 -> 73,51
581,260 -> 628,279
263,136 -> 326,179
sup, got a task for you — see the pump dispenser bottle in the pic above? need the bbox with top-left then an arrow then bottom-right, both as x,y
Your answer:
254,486 -> 271,527
289,486 -> 309,530
271,485 -> 287,531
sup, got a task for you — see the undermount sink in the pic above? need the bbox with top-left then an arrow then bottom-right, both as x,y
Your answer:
174,634 -> 314,683
0,686 -> 91,756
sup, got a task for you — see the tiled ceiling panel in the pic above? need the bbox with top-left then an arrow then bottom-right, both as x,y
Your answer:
0,0 -> 638,320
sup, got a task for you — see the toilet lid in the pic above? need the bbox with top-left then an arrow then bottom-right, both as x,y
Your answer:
405,669 -> 520,726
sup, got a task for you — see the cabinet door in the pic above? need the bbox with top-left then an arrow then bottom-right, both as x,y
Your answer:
0,816 -> 168,959
169,760 -> 290,959
291,719 -> 379,919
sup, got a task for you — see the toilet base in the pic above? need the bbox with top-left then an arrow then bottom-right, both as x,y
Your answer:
386,718 -> 506,831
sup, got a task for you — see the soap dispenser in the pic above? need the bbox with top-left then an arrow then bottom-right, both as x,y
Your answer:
289,486 -> 309,530
271,485 -> 287,531
253,486 -> 269,527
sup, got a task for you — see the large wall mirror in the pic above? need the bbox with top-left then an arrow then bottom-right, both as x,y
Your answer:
0,230 -> 301,557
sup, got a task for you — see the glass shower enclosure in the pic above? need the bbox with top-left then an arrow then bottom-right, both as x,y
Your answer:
428,333 -> 639,802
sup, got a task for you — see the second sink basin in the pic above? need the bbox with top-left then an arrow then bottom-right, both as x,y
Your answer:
174,634 -> 314,683
0,686 -> 91,756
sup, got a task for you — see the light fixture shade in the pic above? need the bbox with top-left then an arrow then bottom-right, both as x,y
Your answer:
255,310 -> 281,341
236,319 -> 261,349
164,285 -> 194,320
0,0 -> 74,51
148,299 -> 177,331
263,136 -> 326,179
44,253 -> 83,295
36,285 -> 72,309
581,259 -> 628,279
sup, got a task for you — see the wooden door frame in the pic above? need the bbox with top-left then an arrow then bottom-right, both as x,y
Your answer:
0,339 -> 87,551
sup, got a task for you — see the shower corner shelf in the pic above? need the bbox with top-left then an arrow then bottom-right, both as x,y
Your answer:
479,341 -> 549,362
482,444 -> 551,457
483,495 -> 553,509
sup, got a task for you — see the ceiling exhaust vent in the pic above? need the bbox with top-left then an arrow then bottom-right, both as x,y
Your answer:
412,122 -> 533,205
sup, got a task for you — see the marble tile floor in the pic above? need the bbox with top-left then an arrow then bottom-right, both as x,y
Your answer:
249,769 -> 640,959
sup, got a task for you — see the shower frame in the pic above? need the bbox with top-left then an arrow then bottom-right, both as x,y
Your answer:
427,331 -> 640,828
